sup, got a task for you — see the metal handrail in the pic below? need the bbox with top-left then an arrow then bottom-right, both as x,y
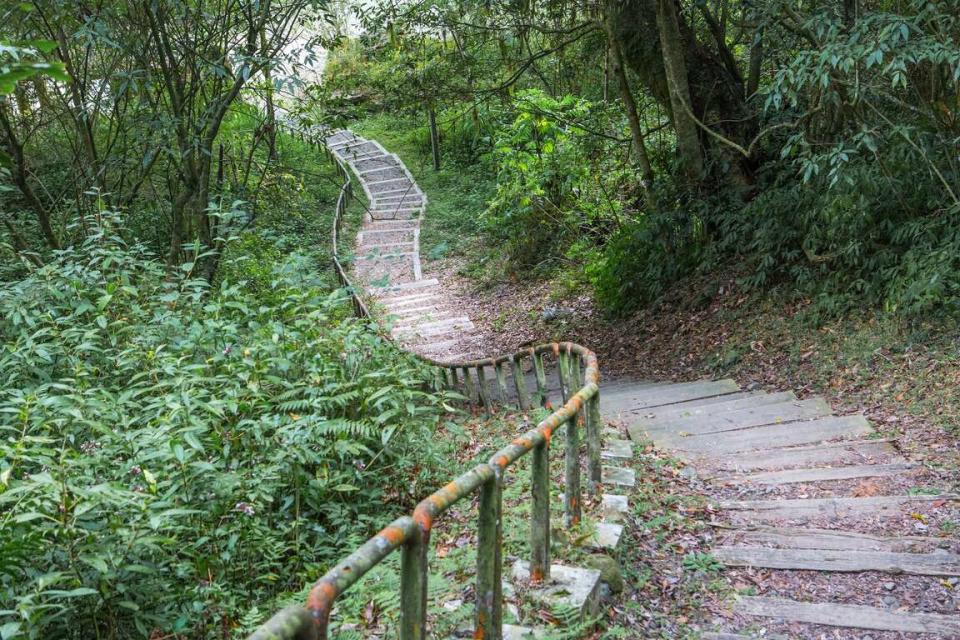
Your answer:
248,126 -> 604,640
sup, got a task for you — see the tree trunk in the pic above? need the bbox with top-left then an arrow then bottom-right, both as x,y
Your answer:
605,11 -> 659,213
260,27 -> 278,162
0,105 -> 59,249
428,105 -> 440,171
612,0 -> 760,185
655,0 -> 704,179
746,26 -> 764,99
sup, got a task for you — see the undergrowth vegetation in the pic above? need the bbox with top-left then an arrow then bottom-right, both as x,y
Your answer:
0,143 -> 452,639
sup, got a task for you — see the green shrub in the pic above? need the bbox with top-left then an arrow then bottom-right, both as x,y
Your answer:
0,220 -> 450,639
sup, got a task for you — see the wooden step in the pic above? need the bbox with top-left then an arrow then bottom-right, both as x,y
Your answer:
357,241 -> 416,252
633,391 -> 797,424
663,415 -> 873,456
727,461 -> 916,485
716,525 -> 943,552
368,186 -> 423,198
708,439 -> 898,473
720,493 -> 958,523
372,279 -> 439,297
382,296 -> 444,312
391,311 -> 463,328
393,317 -> 474,337
735,596 -> 960,634
605,379 -> 741,413
634,398 -> 833,440
715,545 -> 960,576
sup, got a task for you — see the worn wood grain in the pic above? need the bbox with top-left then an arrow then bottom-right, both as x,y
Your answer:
716,526 -> 942,552
721,494 -> 958,522
706,439 -> 897,472
715,545 -> 960,576
635,398 -> 833,440
736,596 -> 960,634
661,415 -> 873,455
602,379 -> 740,413
726,462 -> 915,485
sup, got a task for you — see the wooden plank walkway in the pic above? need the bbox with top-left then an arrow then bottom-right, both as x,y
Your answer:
326,130 -> 485,361
602,378 -> 960,638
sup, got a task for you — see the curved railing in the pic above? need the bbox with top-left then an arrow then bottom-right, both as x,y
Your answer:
250,125 -> 603,640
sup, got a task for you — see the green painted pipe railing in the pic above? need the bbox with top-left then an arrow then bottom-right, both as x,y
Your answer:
250,125 -> 604,640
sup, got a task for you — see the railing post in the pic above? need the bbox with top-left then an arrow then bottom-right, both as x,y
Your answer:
533,351 -> 548,407
586,390 -> 603,493
530,439 -> 550,583
475,471 -> 503,639
494,360 -> 510,407
557,349 -> 571,404
565,352 -> 584,525
476,364 -> 491,413
400,528 -> 429,640
462,367 -> 477,406
511,354 -> 530,411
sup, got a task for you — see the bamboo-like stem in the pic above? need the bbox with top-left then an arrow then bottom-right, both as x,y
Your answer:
533,352 -> 548,407
586,392 -> 603,493
462,367 -> 477,406
529,441 -> 551,583
476,365 -> 491,413
475,474 -> 503,639
565,354 -> 583,526
400,529 -> 429,640
557,351 -> 571,404
495,362 -> 510,407
511,355 -> 531,411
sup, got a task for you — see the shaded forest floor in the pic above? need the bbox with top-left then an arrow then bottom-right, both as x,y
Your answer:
439,260 -> 960,481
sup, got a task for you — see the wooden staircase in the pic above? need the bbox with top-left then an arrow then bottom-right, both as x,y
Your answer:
602,378 -> 959,638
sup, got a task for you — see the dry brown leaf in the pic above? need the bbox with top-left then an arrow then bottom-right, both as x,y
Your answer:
852,480 -> 881,497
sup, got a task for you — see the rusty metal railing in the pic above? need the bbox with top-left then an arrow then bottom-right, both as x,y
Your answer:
249,125 -> 603,640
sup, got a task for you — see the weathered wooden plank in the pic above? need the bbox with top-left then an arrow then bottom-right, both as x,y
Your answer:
715,545 -> 960,576
602,379 -> 740,413
721,494 -> 958,522
708,439 -> 897,473
701,634 -> 787,640
729,462 -> 915,485
717,526 -> 941,552
663,415 -> 872,455
736,596 -> 960,634
635,398 -> 833,440
634,391 -> 797,424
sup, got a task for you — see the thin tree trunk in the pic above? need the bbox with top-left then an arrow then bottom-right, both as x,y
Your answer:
746,26 -> 763,99
0,105 -> 59,249
606,15 -> 659,213
655,0 -> 704,179
260,28 -> 278,162
2,218 -> 44,266
428,105 -> 440,171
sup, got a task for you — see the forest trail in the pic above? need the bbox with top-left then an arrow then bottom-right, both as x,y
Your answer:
335,130 -> 960,638
608,380 -> 960,638
326,129 -> 484,362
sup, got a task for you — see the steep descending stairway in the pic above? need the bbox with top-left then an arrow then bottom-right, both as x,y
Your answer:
325,129 -> 484,362
601,379 -> 960,638
324,129 -> 958,637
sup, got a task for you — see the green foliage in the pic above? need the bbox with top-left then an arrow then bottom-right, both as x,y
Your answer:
588,208 -> 707,315
0,217 -> 451,639
681,552 -> 723,575
485,90 -> 628,273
